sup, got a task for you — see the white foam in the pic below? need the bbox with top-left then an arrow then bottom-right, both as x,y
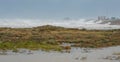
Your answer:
0,18 -> 120,29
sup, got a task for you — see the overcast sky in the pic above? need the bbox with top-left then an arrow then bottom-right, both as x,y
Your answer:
0,0 -> 120,19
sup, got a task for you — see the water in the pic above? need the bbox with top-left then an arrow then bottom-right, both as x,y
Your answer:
0,19 -> 120,30
0,46 -> 120,62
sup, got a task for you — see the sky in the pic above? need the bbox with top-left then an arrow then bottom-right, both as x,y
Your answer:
0,0 -> 120,19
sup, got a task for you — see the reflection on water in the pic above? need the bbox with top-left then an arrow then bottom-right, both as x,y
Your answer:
0,46 -> 120,62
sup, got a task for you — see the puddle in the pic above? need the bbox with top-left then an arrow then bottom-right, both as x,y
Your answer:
0,46 -> 120,62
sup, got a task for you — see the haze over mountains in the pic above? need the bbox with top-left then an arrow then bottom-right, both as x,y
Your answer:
0,16 -> 120,30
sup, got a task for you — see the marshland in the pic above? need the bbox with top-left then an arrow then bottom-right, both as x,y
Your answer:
0,25 -> 120,51
0,25 -> 120,62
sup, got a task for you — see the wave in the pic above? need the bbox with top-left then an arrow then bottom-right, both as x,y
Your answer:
0,18 -> 120,30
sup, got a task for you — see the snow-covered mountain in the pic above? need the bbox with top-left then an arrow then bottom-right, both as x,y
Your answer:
0,18 -> 120,30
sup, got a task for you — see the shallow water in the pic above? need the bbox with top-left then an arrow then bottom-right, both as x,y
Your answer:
0,46 -> 120,62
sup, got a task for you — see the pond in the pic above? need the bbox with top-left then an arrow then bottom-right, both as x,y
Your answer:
0,46 -> 120,62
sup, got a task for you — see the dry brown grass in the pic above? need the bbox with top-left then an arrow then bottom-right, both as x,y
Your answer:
0,25 -> 120,49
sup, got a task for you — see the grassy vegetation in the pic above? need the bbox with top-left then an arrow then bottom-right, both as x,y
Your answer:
0,41 -> 62,51
0,25 -> 120,51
